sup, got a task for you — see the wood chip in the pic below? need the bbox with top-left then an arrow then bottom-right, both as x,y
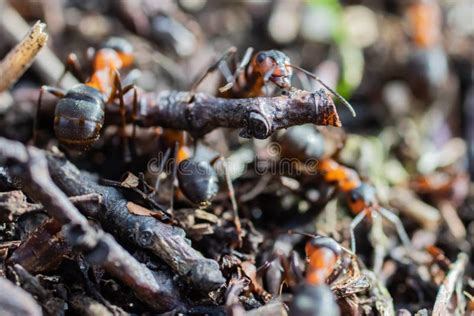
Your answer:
0,20 -> 48,92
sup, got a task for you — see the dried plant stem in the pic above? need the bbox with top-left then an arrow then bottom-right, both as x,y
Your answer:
0,2 -> 78,88
432,253 -> 468,316
0,20 -> 48,92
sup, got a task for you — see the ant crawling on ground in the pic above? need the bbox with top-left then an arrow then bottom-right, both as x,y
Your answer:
277,125 -> 412,254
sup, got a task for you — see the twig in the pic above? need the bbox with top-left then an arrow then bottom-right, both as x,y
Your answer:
30,87 -> 341,139
437,200 -> 467,240
0,137 -> 185,312
131,88 -> 341,139
389,187 -> 441,231
44,150 -> 226,291
0,276 -> 42,316
0,20 -> 48,92
0,3 -> 78,88
10,264 -> 66,315
432,253 -> 468,316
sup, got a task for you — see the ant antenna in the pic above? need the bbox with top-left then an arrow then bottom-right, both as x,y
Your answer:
288,64 -> 356,117
287,230 -> 318,239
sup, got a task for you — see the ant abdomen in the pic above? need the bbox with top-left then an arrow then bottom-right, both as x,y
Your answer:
54,84 -> 105,150
177,159 -> 219,208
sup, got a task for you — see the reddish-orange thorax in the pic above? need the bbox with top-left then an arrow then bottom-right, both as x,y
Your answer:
86,48 -> 134,96
305,248 -> 337,285
158,129 -> 191,163
318,159 -> 361,192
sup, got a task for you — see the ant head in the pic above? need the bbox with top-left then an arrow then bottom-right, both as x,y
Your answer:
101,37 -> 134,67
252,50 -> 293,89
305,236 -> 342,259
347,183 -> 377,214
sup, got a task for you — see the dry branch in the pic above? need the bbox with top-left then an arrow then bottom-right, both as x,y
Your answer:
0,21 -> 48,92
125,88 -> 342,139
45,151 -> 226,291
0,3 -> 78,88
0,137 -> 185,312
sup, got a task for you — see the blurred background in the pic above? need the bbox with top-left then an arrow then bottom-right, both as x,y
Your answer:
0,0 -> 473,313
1,0 -> 473,177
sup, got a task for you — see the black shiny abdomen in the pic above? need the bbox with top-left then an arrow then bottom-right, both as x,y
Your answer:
54,84 -> 105,149
177,159 -> 219,207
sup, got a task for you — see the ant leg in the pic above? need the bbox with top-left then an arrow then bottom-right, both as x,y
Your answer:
189,46 -> 238,97
219,47 -> 254,93
349,209 -> 368,253
215,156 -> 242,244
169,141 -> 179,213
287,64 -> 357,117
120,83 -> 139,160
152,147 -> 172,194
131,86 -> 138,157
379,207 -> 412,249
34,85 -> 66,145
110,70 -> 132,162
56,53 -> 84,86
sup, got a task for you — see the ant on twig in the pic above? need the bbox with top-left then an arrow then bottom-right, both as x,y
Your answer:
34,37 -> 139,159
189,46 -> 356,117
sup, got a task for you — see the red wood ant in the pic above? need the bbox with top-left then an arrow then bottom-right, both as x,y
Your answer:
289,234 -> 362,316
278,125 -> 411,253
190,47 -> 356,117
34,37 -> 138,153
157,130 -> 219,208
317,158 -> 411,253
304,235 -> 343,286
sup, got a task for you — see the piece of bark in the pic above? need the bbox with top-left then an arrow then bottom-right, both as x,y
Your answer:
0,190 -> 33,222
0,2 -> 78,89
9,219 -> 69,274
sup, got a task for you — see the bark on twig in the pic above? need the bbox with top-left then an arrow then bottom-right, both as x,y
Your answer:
8,219 -> 69,274
0,20 -> 48,92
0,137 -> 184,312
127,88 -> 342,139
45,151 -> 226,292
27,87 -> 342,139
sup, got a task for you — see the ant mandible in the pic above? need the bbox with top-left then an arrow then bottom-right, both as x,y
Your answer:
34,37 -> 138,153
